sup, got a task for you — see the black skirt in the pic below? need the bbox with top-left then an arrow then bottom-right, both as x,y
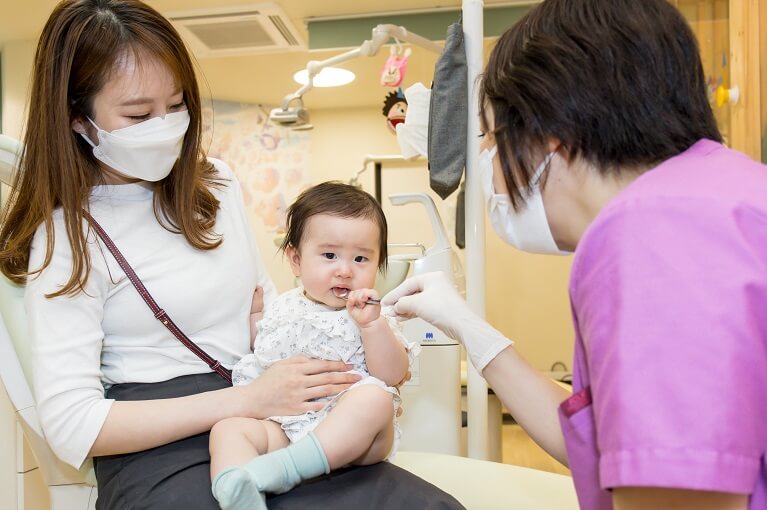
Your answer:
94,373 -> 465,510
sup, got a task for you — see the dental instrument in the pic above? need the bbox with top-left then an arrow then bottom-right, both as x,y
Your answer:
336,290 -> 381,305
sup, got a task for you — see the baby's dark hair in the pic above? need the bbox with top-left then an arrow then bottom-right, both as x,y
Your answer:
280,182 -> 388,271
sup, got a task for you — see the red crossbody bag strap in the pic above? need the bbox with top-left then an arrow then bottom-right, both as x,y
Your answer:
84,212 -> 233,384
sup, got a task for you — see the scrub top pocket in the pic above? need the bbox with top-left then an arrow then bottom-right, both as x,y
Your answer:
559,386 -> 613,509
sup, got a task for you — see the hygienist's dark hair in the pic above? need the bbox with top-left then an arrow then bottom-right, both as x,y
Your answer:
479,0 -> 723,210
281,182 -> 388,271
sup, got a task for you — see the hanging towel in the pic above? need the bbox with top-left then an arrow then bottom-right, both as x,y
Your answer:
396,82 -> 431,160
428,20 -> 467,199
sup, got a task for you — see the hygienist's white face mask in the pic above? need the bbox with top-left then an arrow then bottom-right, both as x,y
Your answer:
479,145 -> 568,255
80,110 -> 190,182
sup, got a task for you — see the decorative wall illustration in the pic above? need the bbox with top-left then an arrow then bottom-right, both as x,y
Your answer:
202,100 -> 311,231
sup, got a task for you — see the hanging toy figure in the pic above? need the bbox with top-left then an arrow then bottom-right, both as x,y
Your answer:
382,88 -> 408,133
380,45 -> 411,88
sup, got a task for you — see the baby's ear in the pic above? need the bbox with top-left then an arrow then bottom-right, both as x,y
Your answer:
285,245 -> 301,277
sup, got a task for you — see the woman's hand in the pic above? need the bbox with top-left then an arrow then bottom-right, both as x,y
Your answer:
345,288 -> 380,327
237,356 -> 361,418
382,271 -> 513,372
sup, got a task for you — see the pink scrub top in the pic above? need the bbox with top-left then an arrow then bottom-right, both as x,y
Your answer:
560,139 -> 767,509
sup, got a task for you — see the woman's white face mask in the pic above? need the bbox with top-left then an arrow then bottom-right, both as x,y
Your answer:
81,110 -> 190,182
479,145 -> 569,255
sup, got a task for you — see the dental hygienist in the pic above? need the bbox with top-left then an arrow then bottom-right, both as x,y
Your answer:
384,1 -> 767,509
0,1 -> 460,508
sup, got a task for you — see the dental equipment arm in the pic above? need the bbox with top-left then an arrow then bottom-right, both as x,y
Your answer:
349,155 -> 408,187
382,271 -> 571,465
272,25 -> 442,121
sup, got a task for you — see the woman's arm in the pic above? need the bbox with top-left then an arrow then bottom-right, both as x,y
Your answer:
90,356 -> 360,457
613,488 -> 747,510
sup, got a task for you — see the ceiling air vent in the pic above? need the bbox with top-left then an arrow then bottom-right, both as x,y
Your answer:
166,3 -> 305,58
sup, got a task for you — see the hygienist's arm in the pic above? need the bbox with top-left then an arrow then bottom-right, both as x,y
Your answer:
90,356 -> 361,458
613,488 -> 747,510
382,272 -> 570,465
482,346 -> 571,465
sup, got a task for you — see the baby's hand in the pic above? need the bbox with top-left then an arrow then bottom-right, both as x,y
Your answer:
345,288 -> 381,328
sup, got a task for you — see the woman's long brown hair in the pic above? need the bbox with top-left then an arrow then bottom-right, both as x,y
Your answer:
0,0 -> 222,297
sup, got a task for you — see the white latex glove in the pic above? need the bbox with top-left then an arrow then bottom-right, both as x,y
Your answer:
381,271 -> 513,373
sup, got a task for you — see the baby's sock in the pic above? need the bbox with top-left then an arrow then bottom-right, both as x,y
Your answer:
212,467 -> 266,510
211,432 -> 330,510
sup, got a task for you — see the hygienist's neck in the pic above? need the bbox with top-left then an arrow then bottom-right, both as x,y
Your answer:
552,161 -> 650,252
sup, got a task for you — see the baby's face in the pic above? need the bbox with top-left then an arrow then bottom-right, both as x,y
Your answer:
287,214 -> 381,308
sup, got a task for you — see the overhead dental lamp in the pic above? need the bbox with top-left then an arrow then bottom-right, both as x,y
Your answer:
269,97 -> 311,128
269,24 -> 442,129
293,67 -> 355,87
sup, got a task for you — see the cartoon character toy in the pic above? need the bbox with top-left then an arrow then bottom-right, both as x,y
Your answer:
382,88 -> 408,133
380,46 -> 411,88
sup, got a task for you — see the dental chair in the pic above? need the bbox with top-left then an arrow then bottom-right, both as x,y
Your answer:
0,276 -> 578,510
0,136 -> 577,510
0,275 -> 97,510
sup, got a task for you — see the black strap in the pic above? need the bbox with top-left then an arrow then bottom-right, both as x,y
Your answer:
84,212 -> 232,384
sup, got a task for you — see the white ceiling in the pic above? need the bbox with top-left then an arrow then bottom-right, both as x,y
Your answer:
0,0 -> 526,109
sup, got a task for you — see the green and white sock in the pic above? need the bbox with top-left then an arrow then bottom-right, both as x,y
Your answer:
212,466 -> 266,510
211,432 -> 330,510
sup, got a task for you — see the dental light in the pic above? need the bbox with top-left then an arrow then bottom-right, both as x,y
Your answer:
293,67 -> 355,87
268,97 -> 311,129
269,24 -> 442,130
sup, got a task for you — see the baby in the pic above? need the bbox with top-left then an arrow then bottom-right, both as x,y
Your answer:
209,182 -> 418,509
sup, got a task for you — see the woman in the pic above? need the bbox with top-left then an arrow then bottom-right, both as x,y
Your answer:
0,1 -> 461,508
384,1 -> 767,509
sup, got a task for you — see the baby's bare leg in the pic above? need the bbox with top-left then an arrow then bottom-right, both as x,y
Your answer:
210,418 -> 290,509
352,418 -> 395,466
209,417 -> 288,478
211,417 -> 330,510
313,385 -> 395,469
